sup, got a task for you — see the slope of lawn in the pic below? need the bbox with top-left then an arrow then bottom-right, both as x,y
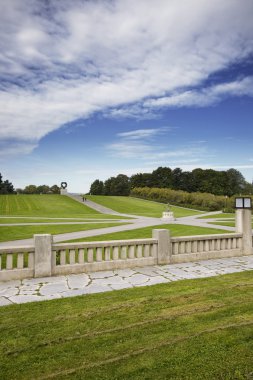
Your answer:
198,213 -> 235,219
1,271 -> 253,380
0,222 -> 129,242
0,195 -> 126,218
63,224 -> 231,243
208,221 -> 253,228
86,195 -> 204,218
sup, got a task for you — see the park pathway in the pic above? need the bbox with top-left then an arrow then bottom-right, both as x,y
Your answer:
1,255 -> 252,306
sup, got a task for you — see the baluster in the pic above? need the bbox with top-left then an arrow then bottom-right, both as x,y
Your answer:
120,246 -> 127,260
87,248 -> 94,262
69,249 -> 76,264
144,244 -> 150,257
136,245 -> 142,258
60,250 -> 66,265
221,239 -> 226,250
152,243 -> 158,258
216,239 -> 221,250
173,242 -> 179,255
210,239 -> 215,251
232,238 -> 237,249
227,239 -> 231,250
112,246 -> 119,260
105,247 -> 111,261
17,253 -> 24,269
186,241 -> 191,254
96,247 -> 102,262
204,240 -> 209,252
128,245 -> 135,259
28,252 -> 34,269
0,255 -> 2,270
78,248 -> 84,264
198,240 -> 204,253
179,242 -> 185,254
192,241 -> 198,253
6,254 -> 13,270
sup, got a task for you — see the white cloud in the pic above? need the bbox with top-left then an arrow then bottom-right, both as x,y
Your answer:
146,76 -> 253,109
1,0 -> 253,154
117,127 -> 171,140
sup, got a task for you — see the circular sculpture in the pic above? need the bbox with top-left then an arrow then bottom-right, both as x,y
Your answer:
61,182 -> 67,189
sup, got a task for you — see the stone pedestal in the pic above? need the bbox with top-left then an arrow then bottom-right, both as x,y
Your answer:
161,211 -> 175,221
60,188 -> 68,195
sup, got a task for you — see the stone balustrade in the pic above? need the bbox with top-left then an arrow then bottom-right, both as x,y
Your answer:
0,229 -> 251,282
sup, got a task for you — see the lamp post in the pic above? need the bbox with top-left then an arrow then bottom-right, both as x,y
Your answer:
235,197 -> 252,255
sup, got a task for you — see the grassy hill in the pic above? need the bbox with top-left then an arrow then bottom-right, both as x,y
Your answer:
86,195 -> 203,218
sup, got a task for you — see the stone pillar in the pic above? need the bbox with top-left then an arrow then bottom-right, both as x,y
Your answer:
235,209 -> 243,233
152,229 -> 171,264
241,209 -> 252,255
34,234 -> 53,278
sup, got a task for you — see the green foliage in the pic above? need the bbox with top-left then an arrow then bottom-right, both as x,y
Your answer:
90,179 -> 104,195
130,187 -> 246,212
1,271 -> 253,379
90,166 -> 253,197
21,184 -> 60,194
0,173 -> 14,194
104,174 -> 130,196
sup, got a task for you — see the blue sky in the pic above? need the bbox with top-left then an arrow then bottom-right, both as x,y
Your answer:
1,0 -> 253,192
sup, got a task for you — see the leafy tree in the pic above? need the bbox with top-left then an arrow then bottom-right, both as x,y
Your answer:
90,179 -> 104,195
104,175 -> 130,196
0,173 -> 15,194
50,185 -> 60,194
23,185 -> 37,194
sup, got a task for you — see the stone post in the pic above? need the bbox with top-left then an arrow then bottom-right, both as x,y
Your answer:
34,234 -> 53,278
60,188 -> 68,195
240,209 -> 252,255
152,229 -> 171,264
235,209 -> 243,233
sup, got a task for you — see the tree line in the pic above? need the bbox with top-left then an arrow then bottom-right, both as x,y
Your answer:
16,184 -> 60,194
0,173 -> 60,194
89,167 -> 253,196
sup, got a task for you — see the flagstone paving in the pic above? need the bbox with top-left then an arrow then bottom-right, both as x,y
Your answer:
0,255 -> 252,306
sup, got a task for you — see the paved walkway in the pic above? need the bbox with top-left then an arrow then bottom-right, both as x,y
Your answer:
1,255 -> 253,307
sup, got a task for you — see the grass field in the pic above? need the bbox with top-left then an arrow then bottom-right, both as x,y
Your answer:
86,195 -> 204,218
0,271 -> 252,380
208,221 -> 253,228
0,223 -> 128,242
0,194 -> 124,218
198,213 -> 235,219
63,224 -> 231,243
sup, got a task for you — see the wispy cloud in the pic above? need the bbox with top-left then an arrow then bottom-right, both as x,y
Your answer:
117,127 -> 171,140
1,0 -> 253,155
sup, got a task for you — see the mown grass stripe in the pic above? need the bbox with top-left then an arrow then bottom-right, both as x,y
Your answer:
37,321 -> 253,380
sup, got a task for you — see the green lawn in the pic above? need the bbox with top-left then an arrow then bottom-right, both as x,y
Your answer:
62,224 -> 231,243
86,195 -> 204,218
208,221 -> 253,228
1,271 -> 252,380
0,194 -> 125,218
198,213 -> 235,219
0,222 -> 128,242
0,217 -> 129,224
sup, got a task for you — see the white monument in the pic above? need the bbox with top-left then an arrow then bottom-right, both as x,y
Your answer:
162,204 -> 175,222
